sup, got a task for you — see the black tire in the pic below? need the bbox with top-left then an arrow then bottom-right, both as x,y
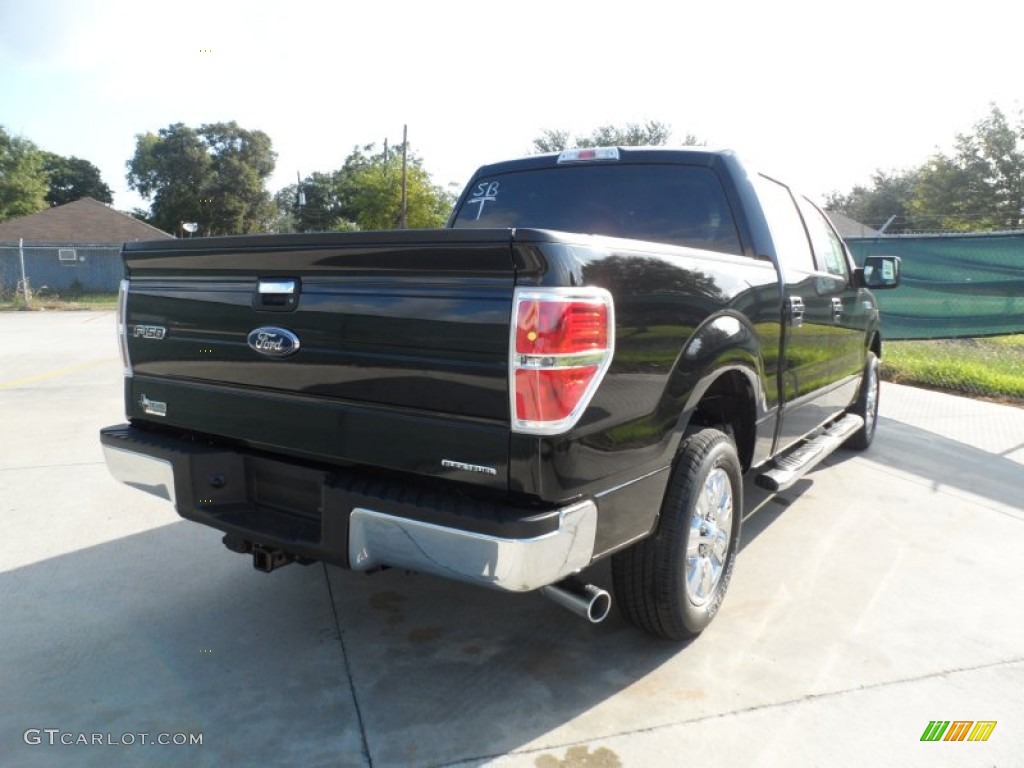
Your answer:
846,351 -> 880,451
612,429 -> 742,640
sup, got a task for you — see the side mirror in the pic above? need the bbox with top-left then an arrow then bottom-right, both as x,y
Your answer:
856,255 -> 901,289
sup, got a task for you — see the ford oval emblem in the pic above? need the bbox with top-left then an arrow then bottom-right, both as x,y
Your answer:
247,327 -> 301,358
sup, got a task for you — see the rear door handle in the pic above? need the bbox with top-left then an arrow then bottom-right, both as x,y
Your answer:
788,296 -> 805,327
831,297 -> 843,322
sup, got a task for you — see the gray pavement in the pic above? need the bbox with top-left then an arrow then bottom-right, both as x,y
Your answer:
1,310 -> 1022,767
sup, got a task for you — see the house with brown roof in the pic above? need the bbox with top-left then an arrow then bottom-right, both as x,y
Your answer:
0,197 -> 172,294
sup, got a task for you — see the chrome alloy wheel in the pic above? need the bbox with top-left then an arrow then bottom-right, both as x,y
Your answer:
685,467 -> 733,607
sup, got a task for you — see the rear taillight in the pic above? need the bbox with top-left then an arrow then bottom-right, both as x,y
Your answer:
117,279 -> 132,378
511,287 -> 614,435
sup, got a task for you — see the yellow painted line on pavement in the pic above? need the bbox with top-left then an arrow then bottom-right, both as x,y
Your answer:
0,357 -> 115,389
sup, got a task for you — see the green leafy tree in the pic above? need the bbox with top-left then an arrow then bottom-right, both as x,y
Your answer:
41,153 -> 113,206
277,142 -> 454,232
907,156 -> 980,231
128,207 -> 154,225
911,105 -> 1024,231
269,187 -> 299,233
828,104 -> 1024,233
585,120 -> 674,147
126,121 -> 276,236
531,121 -> 701,153
532,129 -> 572,153
825,169 -> 919,232
279,171 -> 357,233
336,143 -> 454,230
0,127 -> 48,221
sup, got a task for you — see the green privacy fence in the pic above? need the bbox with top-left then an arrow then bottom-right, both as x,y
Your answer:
847,233 -> 1024,340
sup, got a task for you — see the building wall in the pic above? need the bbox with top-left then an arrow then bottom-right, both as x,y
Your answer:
0,242 -> 123,294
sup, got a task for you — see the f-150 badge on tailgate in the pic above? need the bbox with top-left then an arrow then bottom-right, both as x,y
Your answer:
133,325 -> 166,340
247,327 -> 301,358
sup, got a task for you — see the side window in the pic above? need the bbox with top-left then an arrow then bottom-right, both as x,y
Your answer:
754,175 -> 815,273
798,197 -> 850,279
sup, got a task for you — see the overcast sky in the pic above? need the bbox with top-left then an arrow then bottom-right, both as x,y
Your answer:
2,0 -> 1021,212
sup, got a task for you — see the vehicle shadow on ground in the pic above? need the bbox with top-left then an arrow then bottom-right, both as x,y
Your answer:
741,414 -> 1024,556
0,523 -> 368,768
824,417 -> 1023,515
322,559 -> 689,767
7,419 -> 1018,767
0,520 -> 688,768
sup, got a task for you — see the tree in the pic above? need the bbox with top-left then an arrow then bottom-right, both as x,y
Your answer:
907,156 -> 980,232
42,153 -> 113,206
911,105 -> 1024,231
824,169 -> 919,232
337,143 -> 454,230
531,120 -> 701,153
277,171 -> 356,233
269,187 -> 299,233
126,121 -> 276,236
277,142 -> 454,232
827,104 -> 1024,233
0,127 -> 48,222
532,129 -> 572,153
585,120 -> 673,147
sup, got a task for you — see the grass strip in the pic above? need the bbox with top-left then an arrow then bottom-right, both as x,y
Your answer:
882,335 -> 1024,402
0,292 -> 118,311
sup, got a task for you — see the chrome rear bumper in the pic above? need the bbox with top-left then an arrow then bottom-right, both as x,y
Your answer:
102,444 -> 177,504
348,502 -> 597,592
101,424 -> 597,593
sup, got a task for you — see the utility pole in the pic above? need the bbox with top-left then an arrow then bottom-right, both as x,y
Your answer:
399,124 -> 408,230
18,237 -> 30,307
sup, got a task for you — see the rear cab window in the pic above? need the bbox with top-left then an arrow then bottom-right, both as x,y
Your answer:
452,164 -> 744,256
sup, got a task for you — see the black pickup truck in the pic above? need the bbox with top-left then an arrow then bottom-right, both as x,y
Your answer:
100,147 -> 899,639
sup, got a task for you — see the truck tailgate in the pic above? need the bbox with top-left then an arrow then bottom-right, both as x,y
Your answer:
122,230 -> 515,490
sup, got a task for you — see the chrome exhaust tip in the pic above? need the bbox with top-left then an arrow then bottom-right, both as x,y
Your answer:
540,578 -> 612,624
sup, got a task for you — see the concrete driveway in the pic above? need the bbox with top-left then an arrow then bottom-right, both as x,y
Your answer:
1,310 -> 1022,767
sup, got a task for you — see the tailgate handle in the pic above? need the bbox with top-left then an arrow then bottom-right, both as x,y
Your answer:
259,279 -> 297,295
254,278 -> 299,312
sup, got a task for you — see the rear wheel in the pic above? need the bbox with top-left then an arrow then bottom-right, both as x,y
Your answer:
612,429 -> 742,640
846,351 -> 880,451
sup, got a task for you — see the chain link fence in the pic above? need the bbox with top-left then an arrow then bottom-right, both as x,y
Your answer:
847,232 -> 1024,340
847,232 -> 1024,402
0,243 -> 123,307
